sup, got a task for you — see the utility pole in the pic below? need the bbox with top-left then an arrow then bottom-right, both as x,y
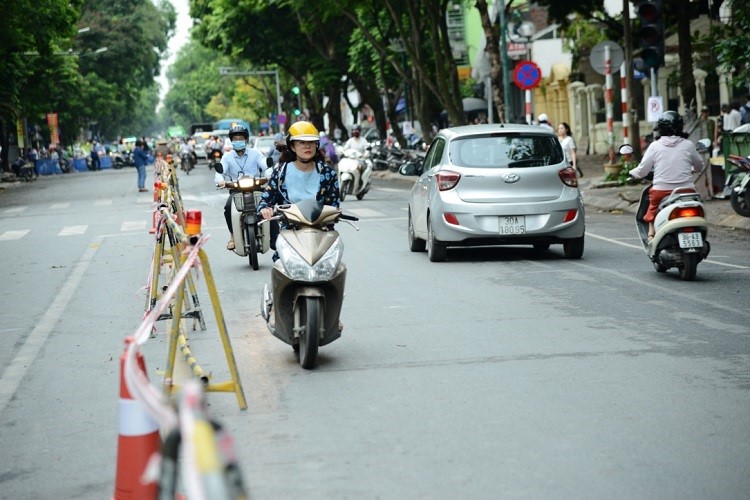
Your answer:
623,0 -> 642,155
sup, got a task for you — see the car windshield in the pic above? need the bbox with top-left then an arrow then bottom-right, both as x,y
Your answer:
449,134 -> 564,168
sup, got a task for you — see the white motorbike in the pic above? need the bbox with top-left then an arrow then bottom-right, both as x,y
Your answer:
260,199 -> 359,369
621,144 -> 711,281
337,148 -> 372,201
214,159 -> 273,270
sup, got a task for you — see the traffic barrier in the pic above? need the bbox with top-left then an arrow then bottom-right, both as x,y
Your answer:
113,339 -> 161,500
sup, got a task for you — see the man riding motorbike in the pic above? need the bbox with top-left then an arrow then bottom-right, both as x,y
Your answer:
215,125 -> 269,250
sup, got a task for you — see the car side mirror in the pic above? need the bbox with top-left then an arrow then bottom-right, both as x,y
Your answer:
212,162 -> 223,173
618,144 -> 634,156
399,163 -> 418,176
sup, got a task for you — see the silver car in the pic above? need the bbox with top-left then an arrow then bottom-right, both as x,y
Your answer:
400,124 -> 585,262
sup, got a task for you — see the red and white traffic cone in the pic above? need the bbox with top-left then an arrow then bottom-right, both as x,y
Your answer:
113,341 -> 161,499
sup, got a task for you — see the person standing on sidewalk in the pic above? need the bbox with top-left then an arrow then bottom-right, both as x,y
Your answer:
133,140 -> 149,192
557,122 -> 581,177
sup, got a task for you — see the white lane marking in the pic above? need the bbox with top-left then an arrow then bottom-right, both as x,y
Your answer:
345,208 -> 386,218
586,231 -> 749,269
3,207 -> 27,213
50,203 -> 70,209
94,199 -> 112,206
59,225 -> 87,236
121,221 -> 147,231
0,230 -> 30,241
0,237 -> 102,416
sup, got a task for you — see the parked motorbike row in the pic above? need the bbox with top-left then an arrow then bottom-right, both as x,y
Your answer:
724,154 -> 750,217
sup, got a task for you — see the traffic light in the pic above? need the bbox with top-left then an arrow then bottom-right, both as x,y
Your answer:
636,0 -> 664,69
291,86 -> 300,95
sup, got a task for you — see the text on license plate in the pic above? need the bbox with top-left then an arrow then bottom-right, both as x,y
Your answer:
678,232 -> 703,248
499,216 -> 525,235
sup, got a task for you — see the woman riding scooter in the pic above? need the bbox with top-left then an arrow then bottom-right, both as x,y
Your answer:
257,121 -> 340,258
628,110 -> 704,241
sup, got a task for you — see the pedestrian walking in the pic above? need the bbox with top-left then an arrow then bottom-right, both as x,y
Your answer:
557,122 -> 581,177
133,140 -> 149,192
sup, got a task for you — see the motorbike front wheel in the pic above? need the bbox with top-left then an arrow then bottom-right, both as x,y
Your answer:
299,297 -> 321,369
679,253 -> 698,281
730,189 -> 750,217
245,224 -> 259,270
340,180 -> 351,201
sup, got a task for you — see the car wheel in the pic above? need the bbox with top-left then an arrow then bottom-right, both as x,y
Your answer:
427,216 -> 447,262
533,243 -> 550,251
563,236 -> 584,259
408,209 -> 426,252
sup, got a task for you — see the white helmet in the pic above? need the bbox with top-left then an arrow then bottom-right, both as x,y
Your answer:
538,113 -> 549,123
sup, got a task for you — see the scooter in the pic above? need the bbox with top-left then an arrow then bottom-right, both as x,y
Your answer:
725,154 -> 750,217
260,198 -> 359,369
337,149 -> 372,201
213,158 -> 273,270
620,144 -> 711,281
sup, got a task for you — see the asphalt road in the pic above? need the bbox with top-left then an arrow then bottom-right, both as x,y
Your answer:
1,165 -> 749,499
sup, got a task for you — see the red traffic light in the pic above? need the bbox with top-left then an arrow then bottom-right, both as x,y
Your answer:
637,2 -> 661,22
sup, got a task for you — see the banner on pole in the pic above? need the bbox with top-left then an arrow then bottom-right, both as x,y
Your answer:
47,113 -> 59,146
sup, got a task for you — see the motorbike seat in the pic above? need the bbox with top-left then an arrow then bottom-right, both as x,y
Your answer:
658,188 -> 701,211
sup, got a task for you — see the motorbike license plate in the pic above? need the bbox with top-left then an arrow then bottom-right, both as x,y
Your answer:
678,232 -> 703,248
499,216 -> 525,235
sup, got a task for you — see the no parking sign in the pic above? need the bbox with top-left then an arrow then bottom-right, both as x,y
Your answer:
513,61 -> 542,90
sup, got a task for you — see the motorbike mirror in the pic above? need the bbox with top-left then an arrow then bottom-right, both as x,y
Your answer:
266,157 -> 273,168
618,144 -> 634,156
212,162 -> 224,173
696,138 -> 711,153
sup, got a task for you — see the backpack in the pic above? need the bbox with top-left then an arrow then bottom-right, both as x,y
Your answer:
741,104 -> 750,125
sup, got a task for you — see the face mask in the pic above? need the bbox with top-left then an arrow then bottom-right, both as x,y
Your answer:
231,140 -> 246,151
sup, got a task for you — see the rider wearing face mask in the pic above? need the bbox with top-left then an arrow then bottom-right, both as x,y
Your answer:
342,124 -> 368,154
215,125 -> 268,250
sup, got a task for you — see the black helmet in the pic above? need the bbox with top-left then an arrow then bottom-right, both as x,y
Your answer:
228,125 -> 249,139
656,111 -> 684,137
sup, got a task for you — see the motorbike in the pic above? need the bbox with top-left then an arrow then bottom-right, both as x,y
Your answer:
337,149 -> 373,201
725,154 -> 750,217
260,198 -> 359,369
213,158 -> 273,270
180,151 -> 194,174
620,143 -> 711,281
113,150 -> 134,169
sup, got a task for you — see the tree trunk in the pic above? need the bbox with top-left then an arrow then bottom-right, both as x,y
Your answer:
475,0 -> 507,123
672,0 -> 696,111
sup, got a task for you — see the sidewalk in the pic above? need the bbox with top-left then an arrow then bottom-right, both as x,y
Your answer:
576,154 -> 750,233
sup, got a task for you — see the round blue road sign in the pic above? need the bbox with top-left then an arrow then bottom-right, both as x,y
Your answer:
513,61 -> 542,90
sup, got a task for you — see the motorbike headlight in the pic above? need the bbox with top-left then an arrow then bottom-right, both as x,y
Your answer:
276,236 -> 343,282
237,177 -> 254,188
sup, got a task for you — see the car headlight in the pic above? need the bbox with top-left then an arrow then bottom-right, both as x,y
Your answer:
276,236 -> 343,282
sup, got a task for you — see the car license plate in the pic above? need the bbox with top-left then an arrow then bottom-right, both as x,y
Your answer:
499,216 -> 525,235
678,232 -> 703,248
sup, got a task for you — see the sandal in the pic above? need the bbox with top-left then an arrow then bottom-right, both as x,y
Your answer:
226,237 -> 235,250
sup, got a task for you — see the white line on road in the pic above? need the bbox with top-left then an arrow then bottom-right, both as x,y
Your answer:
121,221 -> 147,231
94,199 -> 112,206
3,207 -> 27,213
0,230 -> 30,241
586,231 -> 749,269
58,225 -> 88,236
345,208 -> 386,218
50,203 -> 70,209
0,237 -> 103,416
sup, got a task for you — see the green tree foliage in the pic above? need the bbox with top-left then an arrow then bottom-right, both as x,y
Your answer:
706,0 -> 750,86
